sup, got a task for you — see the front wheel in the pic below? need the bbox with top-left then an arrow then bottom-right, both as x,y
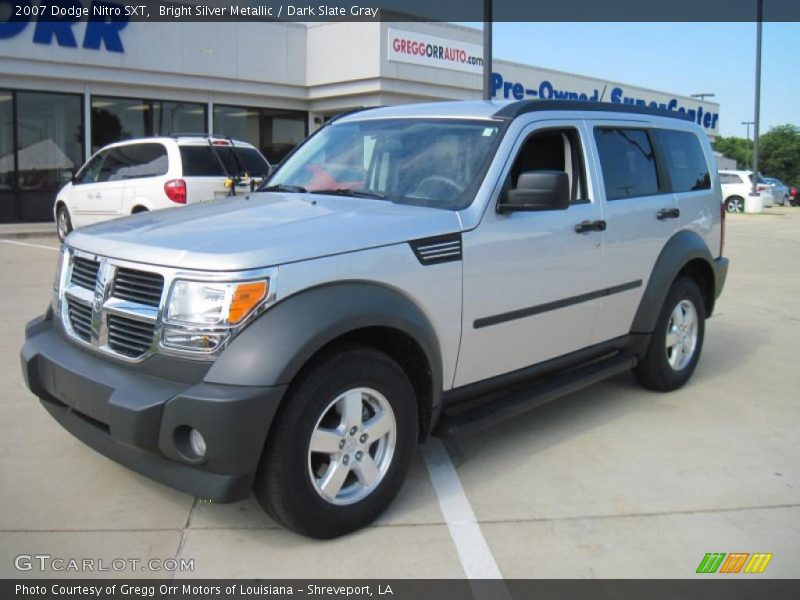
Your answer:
56,205 -> 72,242
633,277 -> 705,391
254,345 -> 418,538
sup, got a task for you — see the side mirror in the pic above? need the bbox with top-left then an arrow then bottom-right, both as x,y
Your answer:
61,170 -> 75,184
497,170 -> 570,213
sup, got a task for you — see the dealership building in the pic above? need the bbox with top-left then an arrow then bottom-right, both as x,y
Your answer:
0,19 -> 721,222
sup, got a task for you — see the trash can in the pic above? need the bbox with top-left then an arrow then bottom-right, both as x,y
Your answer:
745,194 -> 763,213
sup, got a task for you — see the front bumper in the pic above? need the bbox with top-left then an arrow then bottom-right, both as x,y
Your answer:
713,256 -> 729,300
20,313 -> 286,502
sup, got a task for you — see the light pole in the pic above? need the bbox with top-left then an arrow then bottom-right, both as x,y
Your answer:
742,120 -> 754,169
482,0 -> 492,100
750,0 -> 763,196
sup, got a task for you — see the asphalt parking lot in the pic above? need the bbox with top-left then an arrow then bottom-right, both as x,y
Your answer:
1,210 -> 798,580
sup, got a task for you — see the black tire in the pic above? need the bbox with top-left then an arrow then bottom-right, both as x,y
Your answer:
725,196 -> 744,213
633,277 -> 706,392
254,344 -> 418,538
132,206 -> 149,214
56,205 -> 72,242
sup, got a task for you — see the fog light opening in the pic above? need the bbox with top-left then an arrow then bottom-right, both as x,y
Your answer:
175,425 -> 207,462
189,428 -> 207,458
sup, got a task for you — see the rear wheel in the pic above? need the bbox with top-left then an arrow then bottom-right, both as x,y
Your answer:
254,345 -> 418,538
633,277 -> 705,391
725,196 -> 744,213
56,205 -> 72,242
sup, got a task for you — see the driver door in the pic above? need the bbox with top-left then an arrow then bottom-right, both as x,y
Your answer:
455,121 -> 606,387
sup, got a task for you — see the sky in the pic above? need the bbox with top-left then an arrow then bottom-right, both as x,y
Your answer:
465,22 -> 799,138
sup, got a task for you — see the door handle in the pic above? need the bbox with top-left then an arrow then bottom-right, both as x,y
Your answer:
86,192 -> 93,199
94,192 -> 102,199
575,219 -> 607,234
657,208 -> 680,220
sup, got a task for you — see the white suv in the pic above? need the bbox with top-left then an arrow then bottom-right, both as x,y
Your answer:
719,169 -> 774,212
55,136 -> 271,241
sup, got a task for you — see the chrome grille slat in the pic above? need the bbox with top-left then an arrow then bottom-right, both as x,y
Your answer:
108,326 -> 153,343
67,300 -> 92,341
70,257 -> 100,290
112,268 -> 164,308
107,314 -> 155,358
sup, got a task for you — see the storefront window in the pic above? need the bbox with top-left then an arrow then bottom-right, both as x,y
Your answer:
0,91 -> 13,189
92,96 -> 207,151
154,101 -> 206,137
261,109 -> 307,164
213,105 -> 260,147
214,105 -> 307,164
16,91 -> 83,191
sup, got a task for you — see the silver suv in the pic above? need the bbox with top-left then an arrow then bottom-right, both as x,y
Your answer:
21,100 -> 728,538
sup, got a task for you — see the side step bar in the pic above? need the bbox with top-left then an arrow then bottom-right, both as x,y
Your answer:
436,353 -> 636,438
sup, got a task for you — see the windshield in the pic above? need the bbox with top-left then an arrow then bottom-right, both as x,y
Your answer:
266,118 -> 503,209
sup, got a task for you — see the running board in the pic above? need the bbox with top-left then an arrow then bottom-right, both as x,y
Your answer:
436,353 -> 636,438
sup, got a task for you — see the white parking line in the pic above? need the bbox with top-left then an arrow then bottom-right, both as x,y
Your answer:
421,438 -> 507,583
0,239 -> 59,252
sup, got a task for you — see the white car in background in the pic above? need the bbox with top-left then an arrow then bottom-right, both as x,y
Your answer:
718,169 -> 774,213
55,136 -> 271,241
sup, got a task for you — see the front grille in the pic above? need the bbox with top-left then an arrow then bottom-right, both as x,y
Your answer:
67,299 -> 92,341
107,314 -> 155,358
71,257 -> 99,290
112,268 -> 164,307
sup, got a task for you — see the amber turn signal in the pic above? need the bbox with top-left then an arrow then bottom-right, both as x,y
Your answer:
228,281 -> 268,324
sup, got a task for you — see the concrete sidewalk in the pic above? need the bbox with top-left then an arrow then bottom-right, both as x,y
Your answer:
0,222 -> 55,238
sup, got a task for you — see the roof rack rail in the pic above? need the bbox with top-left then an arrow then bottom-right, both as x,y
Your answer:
493,100 -> 695,122
167,132 -> 216,138
327,106 -> 378,123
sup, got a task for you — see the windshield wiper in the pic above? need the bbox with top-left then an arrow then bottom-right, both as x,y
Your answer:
260,184 -> 308,193
309,188 -> 386,200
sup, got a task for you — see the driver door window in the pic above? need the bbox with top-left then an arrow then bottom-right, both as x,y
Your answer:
506,128 -> 588,205
74,152 -> 106,185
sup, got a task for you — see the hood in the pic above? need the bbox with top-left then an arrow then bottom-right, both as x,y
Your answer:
67,192 -> 462,270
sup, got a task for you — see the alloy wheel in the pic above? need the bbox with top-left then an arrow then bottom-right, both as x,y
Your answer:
307,387 -> 396,506
665,299 -> 699,371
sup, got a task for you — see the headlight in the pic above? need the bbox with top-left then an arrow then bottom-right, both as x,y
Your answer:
53,246 -> 66,292
52,246 -> 67,312
162,276 -> 272,355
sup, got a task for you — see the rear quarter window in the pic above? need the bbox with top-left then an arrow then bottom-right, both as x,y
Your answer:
658,130 -> 711,192
594,128 -> 660,200
180,146 -> 270,177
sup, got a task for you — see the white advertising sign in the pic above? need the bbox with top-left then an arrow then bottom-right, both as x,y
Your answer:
387,27 -> 483,75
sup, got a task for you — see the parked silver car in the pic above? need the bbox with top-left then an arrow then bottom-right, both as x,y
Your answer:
764,177 -> 791,206
22,100 -> 728,538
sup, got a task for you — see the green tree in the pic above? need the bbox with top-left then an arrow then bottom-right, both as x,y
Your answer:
759,124 -> 800,185
712,135 -> 750,169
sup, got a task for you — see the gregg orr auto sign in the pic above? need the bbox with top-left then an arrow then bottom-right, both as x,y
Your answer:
388,28 -> 483,75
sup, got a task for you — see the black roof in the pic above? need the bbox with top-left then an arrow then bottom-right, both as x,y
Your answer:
493,100 -> 695,122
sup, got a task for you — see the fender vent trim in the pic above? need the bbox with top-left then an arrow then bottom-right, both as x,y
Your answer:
409,234 -> 462,265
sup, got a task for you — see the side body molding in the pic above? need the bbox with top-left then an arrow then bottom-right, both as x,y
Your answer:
205,281 -> 444,409
631,230 -> 717,334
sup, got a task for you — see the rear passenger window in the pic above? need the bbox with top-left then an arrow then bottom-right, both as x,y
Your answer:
658,130 -> 710,192
594,128 -> 660,200
100,144 -> 168,181
720,173 -> 742,185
